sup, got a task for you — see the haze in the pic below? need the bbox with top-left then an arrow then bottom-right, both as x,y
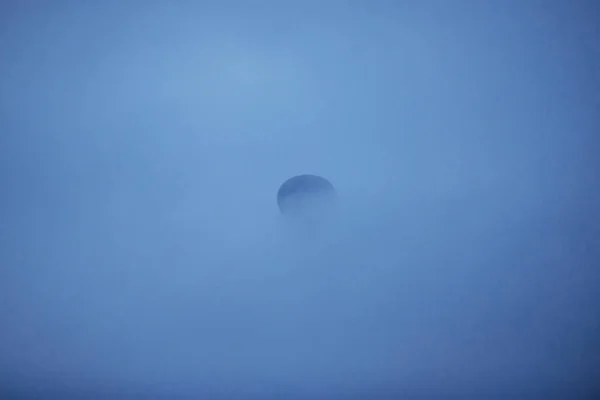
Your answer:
1,2 -> 598,398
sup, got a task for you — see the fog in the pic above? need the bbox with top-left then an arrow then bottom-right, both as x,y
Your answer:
1,2 -> 598,398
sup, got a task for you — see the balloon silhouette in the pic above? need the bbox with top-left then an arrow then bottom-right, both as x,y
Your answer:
277,174 -> 337,219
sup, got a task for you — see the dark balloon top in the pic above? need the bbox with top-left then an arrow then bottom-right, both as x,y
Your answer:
277,174 -> 336,214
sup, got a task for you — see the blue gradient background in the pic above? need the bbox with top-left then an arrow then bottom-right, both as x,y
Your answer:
1,1 -> 599,398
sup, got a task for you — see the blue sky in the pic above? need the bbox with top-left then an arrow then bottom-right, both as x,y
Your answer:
1,1 -> 598,397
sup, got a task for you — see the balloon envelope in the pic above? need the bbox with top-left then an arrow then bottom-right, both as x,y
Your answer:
277,174 -> 336,217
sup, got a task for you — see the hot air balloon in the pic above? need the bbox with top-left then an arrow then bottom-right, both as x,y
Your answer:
277,174 -> 337,222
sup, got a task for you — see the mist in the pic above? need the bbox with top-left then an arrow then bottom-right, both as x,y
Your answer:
1,2 -> 598,398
